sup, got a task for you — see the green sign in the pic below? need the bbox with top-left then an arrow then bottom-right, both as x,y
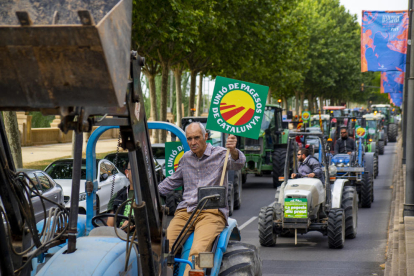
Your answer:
284,198 -> 308,218
206,76 -> 269,139
165,142 -> 184,177
302,111 -> 311,121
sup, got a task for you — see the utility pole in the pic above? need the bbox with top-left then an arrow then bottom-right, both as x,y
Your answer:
404,2 -> 414,217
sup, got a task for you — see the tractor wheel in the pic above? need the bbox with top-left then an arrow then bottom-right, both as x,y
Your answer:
327,208 -> 345,249
374,155 -> 379,179
242,173 -> 247,184
166,193 -> 176,216
388,123 -> 398,142
371,175 -> 375,203
272,148 -> 287,188
378,141 -> 384,155
219,241 -> 262,276
258,206 -> 276,247
384,132 -> 388,145
234,171 -> 242,210
228,182 -> 234,216
341,187 -> 358,239
361,173 -> 373,208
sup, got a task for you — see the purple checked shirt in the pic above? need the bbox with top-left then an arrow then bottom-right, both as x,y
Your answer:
158,143 -> 246,219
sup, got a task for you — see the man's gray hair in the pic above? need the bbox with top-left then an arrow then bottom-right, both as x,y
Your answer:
185,122 -> 206,137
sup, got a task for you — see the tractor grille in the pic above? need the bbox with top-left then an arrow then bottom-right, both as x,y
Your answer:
244,138 -> 263,153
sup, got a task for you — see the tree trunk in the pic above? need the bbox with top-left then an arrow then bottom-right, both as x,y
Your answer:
159,61 -> 170,142
319,96 -> 324,111
294,91 -> 300,116
173,68 -> 183,128
188,70 -> 197,116
3,111 -> 23,168
307,94 -> 313,113
300,92 -> 305,114
283,96 -> 288,114
145,73 -> 159,143
267,88 -> 272,104
196,73 -> 203,116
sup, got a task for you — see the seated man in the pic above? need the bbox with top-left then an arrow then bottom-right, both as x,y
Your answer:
107,162 -> 134,230
334,125 -> 356,154
291,148 -> 323,182
158,122 -> 245,275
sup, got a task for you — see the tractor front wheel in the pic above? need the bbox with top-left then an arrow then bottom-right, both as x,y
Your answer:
378,141 -> 384,155
341,187 -> 358,239
258,206 -> 276,246
388,123 -> 398,142
327,208 -> 345,249
234,171 -> 242,210
272,148 -> 287,188
361,173 -> 373,208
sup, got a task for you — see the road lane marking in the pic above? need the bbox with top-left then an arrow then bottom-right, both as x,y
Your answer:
239,216 -> 257,230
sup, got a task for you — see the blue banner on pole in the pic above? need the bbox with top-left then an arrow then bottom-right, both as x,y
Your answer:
361,11 -> 408,72
381,71 -> 404,93
388,92 -> 403,107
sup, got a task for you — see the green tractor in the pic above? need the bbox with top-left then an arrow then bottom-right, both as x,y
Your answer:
310,114 -> 332,137
240,104 -> 289,188
363,113 -> 387,155
371,104 -> 398,142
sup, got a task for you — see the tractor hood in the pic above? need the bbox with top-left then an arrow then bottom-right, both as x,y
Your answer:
282,179 -> 325,208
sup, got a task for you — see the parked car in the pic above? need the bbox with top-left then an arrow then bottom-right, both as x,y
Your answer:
104,152 -> 165,184
44,159 -> 129,214
17,169 -> 64,223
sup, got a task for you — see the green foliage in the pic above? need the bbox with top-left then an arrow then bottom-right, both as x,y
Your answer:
29,112 -> 55,128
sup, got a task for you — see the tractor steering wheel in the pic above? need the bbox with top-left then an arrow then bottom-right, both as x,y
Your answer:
92,213 -> 133,228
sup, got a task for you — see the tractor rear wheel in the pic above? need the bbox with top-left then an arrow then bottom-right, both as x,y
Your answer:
228,182 -> 234,216
272,148 -> 287,188
341,187 -> 358,239
327,208 -> 345,249
242,173 -> 247,184
384,132 -> 388,145
361,173 -> 373,208
378,141 -> 384,155
219,241 -> 262,276
388,123 -> 398,142
234,171 -> 242,210
258,206 -> 276,247
374,155 -> 379,179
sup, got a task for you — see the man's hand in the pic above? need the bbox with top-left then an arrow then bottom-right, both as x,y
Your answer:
347,152 -> 352,155
307,173 -> 315,178
121,220 -> 134,231
291,173 -> 297,178
226,134 -> 239,160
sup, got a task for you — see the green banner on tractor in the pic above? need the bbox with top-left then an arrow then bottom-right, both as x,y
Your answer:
284,198 -> 308,218
206,76 -> 269,139
165,142 -> 184,177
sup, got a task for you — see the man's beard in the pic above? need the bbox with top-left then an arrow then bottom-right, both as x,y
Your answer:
341,136 -> 348,140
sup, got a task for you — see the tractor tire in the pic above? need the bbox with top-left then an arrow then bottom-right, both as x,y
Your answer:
384,132 -> 388,146
219,241 -> 262,276
258,206 -> 276,247
341,187 -> 358,239
242,173 -> 247,184
374,155 -> 379,179
272,148 -> 287,188
361,173 -> 373,208
327,208 -> 345,249
234,171 -> 242,210
378,141 -> 384,155
228,182 -> 234,216
388,123 -> 398,142
166,191 -> 182,215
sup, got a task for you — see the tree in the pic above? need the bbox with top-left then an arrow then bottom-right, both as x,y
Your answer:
3,111 -> 23,168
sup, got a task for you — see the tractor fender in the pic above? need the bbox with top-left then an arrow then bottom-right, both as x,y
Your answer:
364,152 -> 375,178
370,142 -> 377,154
331,179 -> 349,208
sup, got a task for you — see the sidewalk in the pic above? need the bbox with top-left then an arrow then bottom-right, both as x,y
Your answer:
22,139 -> 119,164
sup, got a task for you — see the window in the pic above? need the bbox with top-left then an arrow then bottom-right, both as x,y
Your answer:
152,147 -> 165,159
104,161 -> 117,176
36,172 -> 52,192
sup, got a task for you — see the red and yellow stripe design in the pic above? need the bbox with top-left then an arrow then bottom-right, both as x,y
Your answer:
219,90 -> 255,126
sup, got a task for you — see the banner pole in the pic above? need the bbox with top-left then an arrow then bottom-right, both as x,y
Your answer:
403,5 -> 412,165
219,148 -> 230,186
404,1 -> 414,217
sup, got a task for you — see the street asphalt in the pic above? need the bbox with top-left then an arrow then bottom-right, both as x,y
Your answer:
229,143 -> 396,276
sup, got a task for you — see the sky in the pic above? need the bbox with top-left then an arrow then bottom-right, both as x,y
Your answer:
340,0 -> 409,23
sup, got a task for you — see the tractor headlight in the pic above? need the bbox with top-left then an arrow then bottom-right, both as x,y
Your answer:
329,165 -> 337,175
346,163 -> 350,167
337,163 -> 344,167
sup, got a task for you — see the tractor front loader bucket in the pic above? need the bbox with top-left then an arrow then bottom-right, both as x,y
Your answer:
0,0 -> 132,109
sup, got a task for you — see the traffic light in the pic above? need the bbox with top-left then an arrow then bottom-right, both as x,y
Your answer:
361,83 -> 365,91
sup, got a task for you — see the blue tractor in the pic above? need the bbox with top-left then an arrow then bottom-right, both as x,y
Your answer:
0,1 -> 261,275
328,119 -> 375,208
